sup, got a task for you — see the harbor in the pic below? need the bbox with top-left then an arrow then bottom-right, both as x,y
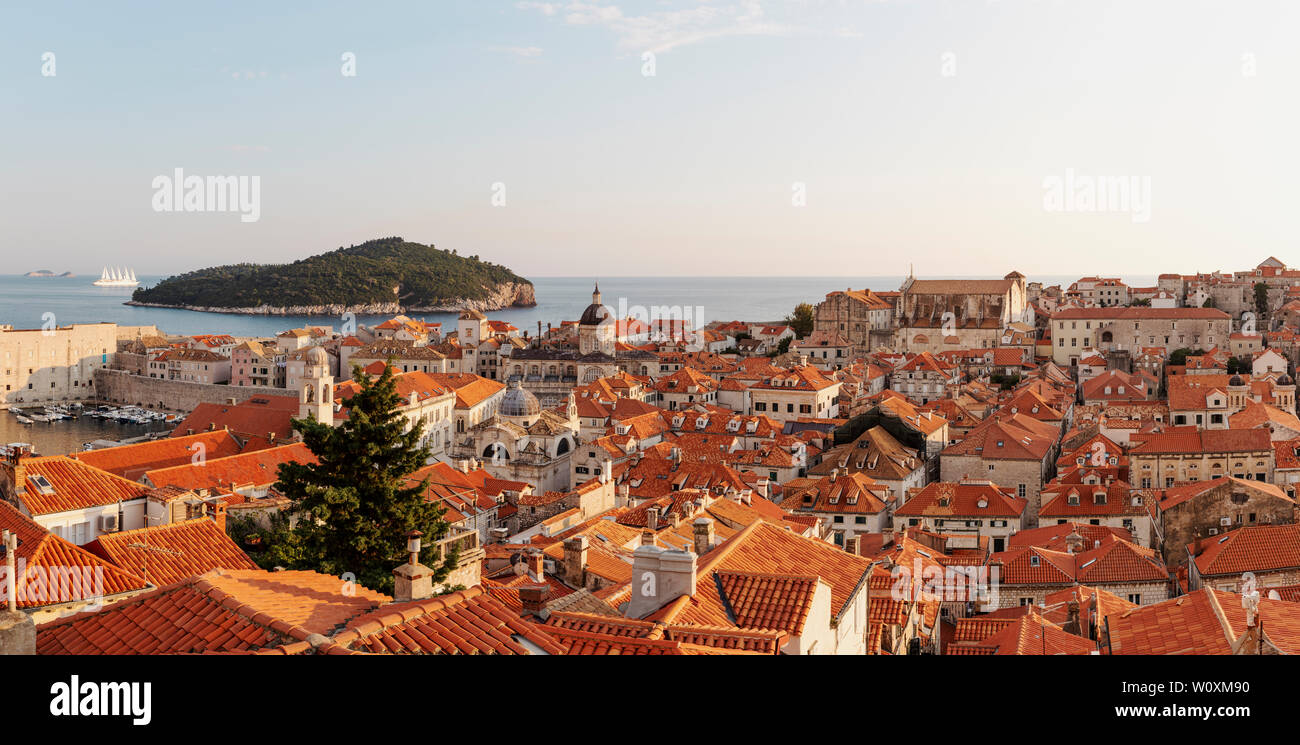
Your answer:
2,402 -> 174,456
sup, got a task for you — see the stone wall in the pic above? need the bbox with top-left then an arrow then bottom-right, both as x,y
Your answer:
93,368 -> 285,414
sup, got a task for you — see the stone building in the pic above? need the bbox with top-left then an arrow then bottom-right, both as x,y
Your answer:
939,412 -> 1060,525
1049,307 -> 1231,367
0,322 -> 116,406
813,288 -> 896,357
1187,523 -> 1300,592
1153,476 -> 1297,568
987,536 -> 1170,608
895,272 -> 1029,353
447,381 -> 580,494
893,480 -> 1027,553
504,285 -> 659,407
1128,428 -> 1274,489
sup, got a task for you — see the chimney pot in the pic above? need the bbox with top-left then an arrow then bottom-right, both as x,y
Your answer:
519,584 -> 550,616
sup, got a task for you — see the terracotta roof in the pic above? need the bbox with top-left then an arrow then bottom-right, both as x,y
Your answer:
647,521 -> 874,630
36,568 -> 391,654
942,413 -> 1058,461
84,518 -> 259,586
895,481 -> 1027,519
1130,428 -> 1271,455
0,500 -> 149,609
1053,307 -> 1229,320
328,587 -> 566,655
426,372 -> 505,408
143,443 -> 316,492
1106,588 -> 1300,654
1190,523 -> 1300,578
71,431 -> 245,481
11,456 -> 151,516
947,613 -> 1095,655
171,395 -> 300,444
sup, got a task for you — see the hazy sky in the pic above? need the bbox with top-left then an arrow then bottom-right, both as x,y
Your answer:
3,0 -> 1299,278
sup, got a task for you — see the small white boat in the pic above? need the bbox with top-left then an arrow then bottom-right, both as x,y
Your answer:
15,416 -> 33,425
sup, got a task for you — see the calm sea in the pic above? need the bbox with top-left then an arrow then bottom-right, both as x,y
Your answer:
0,273 -> 1159,339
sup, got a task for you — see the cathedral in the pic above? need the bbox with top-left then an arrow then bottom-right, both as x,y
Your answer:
448,380 -> 582,493
503,283 -> 658,406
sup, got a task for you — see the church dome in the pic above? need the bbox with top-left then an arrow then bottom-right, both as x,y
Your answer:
501,380 -> 541,418
579,282 -> 611,327
305,346 -> 329,366
1280,374 -> 1295,386
1228,374 -> 1245,387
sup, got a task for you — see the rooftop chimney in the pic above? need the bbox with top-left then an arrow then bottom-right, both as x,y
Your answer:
1065,530 -> 1085,555
392,530 -> 434,602
693,517 -> 715,555
625,544 -> 698,619
519,584 -> 550,617
527,550 -> 545,582
207,501 -> 227,534
647,506 -> 660,532
562,536 -> 589,588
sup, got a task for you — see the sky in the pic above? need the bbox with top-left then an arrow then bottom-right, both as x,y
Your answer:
2,0 -> 1299,279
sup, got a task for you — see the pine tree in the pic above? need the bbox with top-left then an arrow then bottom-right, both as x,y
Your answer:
271,362 -> 457,594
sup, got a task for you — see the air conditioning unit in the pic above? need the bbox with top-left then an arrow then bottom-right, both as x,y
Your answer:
99,514 -> 119,532
1220,517 -> 1231,526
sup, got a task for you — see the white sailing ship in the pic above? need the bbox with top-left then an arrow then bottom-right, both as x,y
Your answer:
92,266 -> 140,287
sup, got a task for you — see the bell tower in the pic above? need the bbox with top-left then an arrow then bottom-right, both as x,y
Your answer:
299,346 -> 335,425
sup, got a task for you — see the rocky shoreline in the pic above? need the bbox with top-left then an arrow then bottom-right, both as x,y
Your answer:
124,280 -> 537,316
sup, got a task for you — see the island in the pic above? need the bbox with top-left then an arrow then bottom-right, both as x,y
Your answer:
25,270 -> 75,278
126,237 -> 536,315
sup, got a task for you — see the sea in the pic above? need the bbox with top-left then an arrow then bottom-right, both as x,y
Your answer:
0,273 -> 1160,339
1,271 -> 1158,457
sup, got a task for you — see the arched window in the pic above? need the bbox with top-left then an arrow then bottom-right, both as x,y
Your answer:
556,438 -> 571,456
304,384 -> 315,403
483,442 -> 509,461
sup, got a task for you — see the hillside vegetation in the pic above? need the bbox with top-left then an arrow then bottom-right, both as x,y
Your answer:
130,237 -> 532,309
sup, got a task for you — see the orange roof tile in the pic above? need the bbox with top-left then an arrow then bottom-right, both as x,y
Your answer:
84,518 -> 259,586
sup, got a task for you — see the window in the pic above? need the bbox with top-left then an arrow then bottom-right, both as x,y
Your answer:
1127,593 -> 1141,604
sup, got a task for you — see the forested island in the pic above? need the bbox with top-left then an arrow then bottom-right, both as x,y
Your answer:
127,237 -> 535,315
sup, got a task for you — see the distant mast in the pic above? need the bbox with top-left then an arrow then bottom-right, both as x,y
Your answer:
92,264 -> 140,287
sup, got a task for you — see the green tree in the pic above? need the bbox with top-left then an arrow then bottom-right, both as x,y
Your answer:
1254,282 -> 1270,320
1201,297 -> 1217,308
785,303 -> 815,338
769,336 -> 793,357
269,361 -> 456,594
1168,347 -> 1206,366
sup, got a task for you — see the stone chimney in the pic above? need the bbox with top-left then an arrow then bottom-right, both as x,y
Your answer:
519,584 -> 550,617
527,549 -> 545,582
207,501 -> 227,533
647,506 -> 660,532
392,530 -> 434,602
0,530 -> 31,654
625,544 -> 698,619
844,535 -> 861,555
1065,529 -> 1085,555
617,484 -> 631,507
693,517 -> 715,555
562,536 -> 588,589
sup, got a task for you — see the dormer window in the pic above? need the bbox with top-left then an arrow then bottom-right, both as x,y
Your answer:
1029,555 -> 1041,567
1067,493 -> 1080,505
1094,491 -> 1107,505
